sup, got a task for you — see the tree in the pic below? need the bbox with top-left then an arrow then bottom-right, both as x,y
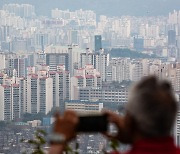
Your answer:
110,48 -> 157,58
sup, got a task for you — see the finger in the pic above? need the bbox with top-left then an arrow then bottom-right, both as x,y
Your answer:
103,110 -> 121,123
103,111 -> 125,131
64,110 -> 79,124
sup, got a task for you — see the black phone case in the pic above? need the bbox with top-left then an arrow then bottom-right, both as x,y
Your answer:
76,115 -> 108,132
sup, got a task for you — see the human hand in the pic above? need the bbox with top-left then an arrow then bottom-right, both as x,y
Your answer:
53,110 -> 79,142
103,111 -> 125,140
103,110 -> 132,144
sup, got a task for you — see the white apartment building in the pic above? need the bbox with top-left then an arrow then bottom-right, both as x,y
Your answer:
79,86 -> 129,103
80,49 -> 109,81
65,100 -> 103,114
46,52 -> 69,71
106,58 -> 130,82
167,63 -> 180,92
18,77 -> 26,117
0,84 -> 20,121
130,61 -> 143,82
45,45 -> 84,77
27,66 -> 36,75
26,74 -> 39,114
12,84 -> 20,120
139,24 -> 159,39
3,4 -> 35,18
71,64 -> 101,100
168,10 -> 180,25
68,46 -> 84,77
49,65 -> 70,111
0,53 -> 5,70
0,73 -> 8,85
112,19 -> 131,38
106,58 -> 159,83
174,93 -> 180,147
5,54 -> 26,77
39,77 -> 53,114
0,85 -> 11,121
26,71 -> 53,114
149,63 -> 167,80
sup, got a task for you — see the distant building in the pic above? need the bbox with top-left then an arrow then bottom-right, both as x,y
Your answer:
46,53 -> 69,71
133,36 -> 144,51
5,54 -> 27,77
71,64 -> 101,100
130,61 -> 143,82
31,52 -> 46,66
0,53 -> 5,70
26,74 -> 39,114
34,33 -> 50,50
65,100 -> 103,114
106,58 -> 130,83
68,46 -> 84,77
3,4 -> 35,18
168,30 -> 176,46
39,77 -> 53,114
0,84 -> 20,121
12,39 -> 27,52
44,45 -> 84,76
174,93 -> 180,146
79,86 -> 129,103
14,58 -> 26,77
27,120 -> 41,127
80,49 -> 109,81
95,35 -> 102,51
68,30 -> 78,45
25,68 -> 54,114
19,77 -> 25,117
49,65 -> 70,112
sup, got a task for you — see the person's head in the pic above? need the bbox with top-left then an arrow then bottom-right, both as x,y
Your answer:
125,76 -> 178,140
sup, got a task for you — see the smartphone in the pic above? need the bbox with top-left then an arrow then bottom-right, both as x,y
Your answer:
76,114 -> 108,132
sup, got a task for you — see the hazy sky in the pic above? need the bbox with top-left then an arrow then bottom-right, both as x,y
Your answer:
0,0 -> 180,17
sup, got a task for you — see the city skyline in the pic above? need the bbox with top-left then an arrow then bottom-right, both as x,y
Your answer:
0,0 -> 180,17
1,1 -> 180,153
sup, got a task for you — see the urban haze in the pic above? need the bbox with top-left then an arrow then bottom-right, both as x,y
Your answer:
0,0 -> 180,153
0,0 -> 180,16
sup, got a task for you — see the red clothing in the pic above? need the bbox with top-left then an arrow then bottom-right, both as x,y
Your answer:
112,137 -> 180,154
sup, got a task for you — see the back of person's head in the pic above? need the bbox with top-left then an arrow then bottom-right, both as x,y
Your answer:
126,76 -> 178,137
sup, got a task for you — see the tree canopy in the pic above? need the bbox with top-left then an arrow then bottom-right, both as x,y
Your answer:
110,48 -> 157,59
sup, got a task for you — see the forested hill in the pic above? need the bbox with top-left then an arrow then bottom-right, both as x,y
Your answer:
110,48 -> 157,59
0,0 -> 179,17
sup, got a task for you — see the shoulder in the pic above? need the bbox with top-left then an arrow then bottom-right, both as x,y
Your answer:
176,147 -> 180,154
